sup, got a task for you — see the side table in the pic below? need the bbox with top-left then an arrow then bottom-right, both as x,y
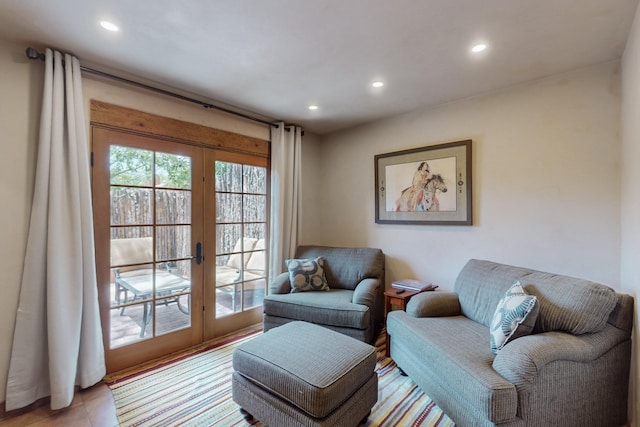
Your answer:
384,288 -> 419,357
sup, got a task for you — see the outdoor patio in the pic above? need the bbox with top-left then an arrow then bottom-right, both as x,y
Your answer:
109,287 -> 262,349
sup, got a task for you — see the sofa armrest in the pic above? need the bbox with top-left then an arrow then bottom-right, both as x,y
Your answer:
352,278 -> 381,308
406,291 -> 461,317
268,272 -> 291,295
493,325 -> 629,389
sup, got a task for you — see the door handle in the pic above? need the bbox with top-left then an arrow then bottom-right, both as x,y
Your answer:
195,242 -> 203,265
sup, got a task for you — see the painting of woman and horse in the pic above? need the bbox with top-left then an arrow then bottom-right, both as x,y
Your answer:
385,157 -> 457,212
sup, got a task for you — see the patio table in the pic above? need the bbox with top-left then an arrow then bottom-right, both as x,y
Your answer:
115,269 -> 190,337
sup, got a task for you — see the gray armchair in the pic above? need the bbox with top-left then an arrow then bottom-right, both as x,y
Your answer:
263,245 -> 385,343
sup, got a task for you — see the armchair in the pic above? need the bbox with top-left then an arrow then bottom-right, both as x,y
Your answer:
262,245 -> 385,343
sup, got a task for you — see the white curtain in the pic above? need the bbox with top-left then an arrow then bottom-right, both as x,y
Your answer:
5,49 -> 105,411
269,123 -> 302,278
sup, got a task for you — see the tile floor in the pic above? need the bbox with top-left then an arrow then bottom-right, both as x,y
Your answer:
0,383 -> 118,427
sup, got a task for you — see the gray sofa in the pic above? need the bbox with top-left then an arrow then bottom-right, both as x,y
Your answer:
263,245 -> 385,343
387,259 -> 633,427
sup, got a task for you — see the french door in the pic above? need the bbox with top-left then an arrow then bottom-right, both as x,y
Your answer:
93,128 -> 267,372
204,150 -> 268,338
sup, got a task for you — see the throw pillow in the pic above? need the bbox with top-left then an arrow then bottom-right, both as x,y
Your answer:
490,281 -> 539,354
286,257 -> 330,293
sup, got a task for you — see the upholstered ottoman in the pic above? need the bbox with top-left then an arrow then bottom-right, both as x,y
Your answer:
232,321 -> 378,427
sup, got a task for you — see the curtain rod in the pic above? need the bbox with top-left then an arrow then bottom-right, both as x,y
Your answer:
25,47 -> 281,129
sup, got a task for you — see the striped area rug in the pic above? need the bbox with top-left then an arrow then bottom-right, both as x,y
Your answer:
105,326 -> 455,427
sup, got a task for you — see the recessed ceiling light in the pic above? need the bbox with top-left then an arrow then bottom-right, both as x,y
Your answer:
372,81 -> 384,88
308,105 -> 319,110
471,43 -> 487,53
100,20 -> 119,32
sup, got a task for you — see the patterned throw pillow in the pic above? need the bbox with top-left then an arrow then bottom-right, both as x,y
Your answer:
286,257 -> 330,293
490,281 -> 539,354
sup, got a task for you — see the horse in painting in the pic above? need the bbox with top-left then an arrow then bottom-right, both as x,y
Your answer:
395,174 -> 448,212
421,174 -> 448,211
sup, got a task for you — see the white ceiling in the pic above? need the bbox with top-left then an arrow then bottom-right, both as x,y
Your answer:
0,0 -> 638,135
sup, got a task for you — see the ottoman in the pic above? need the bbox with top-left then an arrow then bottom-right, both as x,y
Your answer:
232,321 -> 378,427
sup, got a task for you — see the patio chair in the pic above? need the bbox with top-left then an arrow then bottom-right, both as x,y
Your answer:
216,237 -> 266,311
111,237 -> 190,337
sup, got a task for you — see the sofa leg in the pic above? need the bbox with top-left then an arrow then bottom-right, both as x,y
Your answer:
239,407 -> 253,421
397,366 -> 407,376
360,410 -> 371,424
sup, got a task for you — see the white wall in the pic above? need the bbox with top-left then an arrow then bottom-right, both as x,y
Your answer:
317,61 -> 622,292
0,38 -> 273,404
0,38 -> 43,405
82,77 -> 269,141
317,58 -> 637,423
622,2 -> 640,425
299,132 -> 323,245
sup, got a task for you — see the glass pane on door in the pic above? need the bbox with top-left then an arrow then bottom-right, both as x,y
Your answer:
108,146 -> 193,348
214,161 -> 267,317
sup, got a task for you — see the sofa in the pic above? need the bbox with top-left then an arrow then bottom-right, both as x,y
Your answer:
263,245 -> 385,343
386,259 -> 633,427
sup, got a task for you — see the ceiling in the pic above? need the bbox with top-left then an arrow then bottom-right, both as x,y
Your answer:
0,1 -> 638,135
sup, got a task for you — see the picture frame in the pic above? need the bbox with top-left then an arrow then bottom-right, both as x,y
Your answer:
374,139 -> 472,225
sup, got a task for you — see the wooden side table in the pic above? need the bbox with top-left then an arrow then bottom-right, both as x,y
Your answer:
384,288 -> 419,357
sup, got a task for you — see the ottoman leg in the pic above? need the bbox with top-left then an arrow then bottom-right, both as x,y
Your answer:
239,407 -> 253,421
360,410 -> 371,425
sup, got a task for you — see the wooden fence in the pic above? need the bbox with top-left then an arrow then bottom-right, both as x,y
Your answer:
110,186 -> 266,274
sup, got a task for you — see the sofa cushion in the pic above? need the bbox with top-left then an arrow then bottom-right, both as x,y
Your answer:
246,238 -> 265,271
227,237 -> 258,269
455,260 -> 535,327
263,289 -> 369,329
455,260 -> 618,335
520,271 -> 618,334
490,281 -> 539,354
111,237 -> 153,274
294,246 -> 384,290
286,257 -> 330,292
215,265 -> 240,287
387,311 -> 518,423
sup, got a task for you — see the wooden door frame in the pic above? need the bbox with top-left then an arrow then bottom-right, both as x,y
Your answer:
203,150 -> 268,340
90,100 -> 269,158
93,127 -> 206,372
91,101 -> 270,372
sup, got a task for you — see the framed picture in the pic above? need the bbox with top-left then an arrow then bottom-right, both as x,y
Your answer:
374,139 -> 472,225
